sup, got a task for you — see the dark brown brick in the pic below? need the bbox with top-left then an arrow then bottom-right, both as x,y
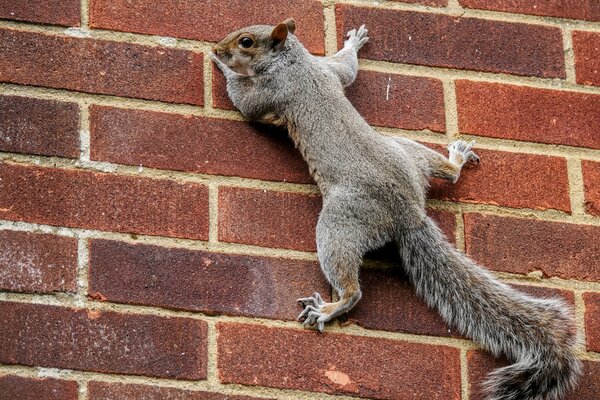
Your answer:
90,106 -> 312,184
89,239 -> 330,320
336,5 -> 565,78
584,292 -> 600,352
219,187 -> 321,252
0,302 -> 207,379
345,70 -> 445,132
457,80 -> 600,149
0,29 -> 203,105
0,95 -> 80,158
0,375 -> 78,400
574,31 -> 600,87
90,0 -> 325,54
0,230 -> 77,293
583,161 -> 600,216
0,0 -> 80,26
0,163 -> 209,240
428,149 -> 570,212
459,0 -> 600,21
218,323 -> 461,400
464,214 -> 600,281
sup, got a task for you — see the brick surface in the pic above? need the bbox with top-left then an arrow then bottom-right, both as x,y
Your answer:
584,292 -> 600,352
464,214 -> 600,281
459,0 -> 600,21
0,230 -> 77,293
456,80 -> 600,149
89,239 -> 330,320
0,95 -> 80,158
583,161 -> 600,216
0,302 -> 207,379
0,0 -> 80,26
345,70 -> 446,132
574,31 -> 600,87
218,323 -> 461,400
90,106 -> 311,184
219,187 -> 321,252
336,5 -> 565,78
0,163 -> 209,240
428,149 -> 570,212
212,66 -> 236,110
0,375 -> 78,400
0,29 -> 203,105
90,0 -> 325,54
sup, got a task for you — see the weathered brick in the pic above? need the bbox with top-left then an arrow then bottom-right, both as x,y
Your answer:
0,29 -> 203,105
0,163 -> 209,240
0,0 -> 80,26
0,95 -> 80,158
584,292 -> 600,352
583,161 -> 600,216
336,5 -> 565,78
0,375 -> 78,400
456,80 -> 600,149
90,106 -> 311,184
429,149 -> 570,212
0,302 -> 207,379
88,381 -> 268,400
459,0 -> 600,21
464,214 -> 600,281
90,0 -> 325,54
345,70 -> 446,132
574,31 -> 600,87
219,187 -> 321,252
218,323 -> 461,400
89,239 -> 330,320
0,230 -> 77,293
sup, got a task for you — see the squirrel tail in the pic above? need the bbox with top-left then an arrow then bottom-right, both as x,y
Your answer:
396,217 -> 582,400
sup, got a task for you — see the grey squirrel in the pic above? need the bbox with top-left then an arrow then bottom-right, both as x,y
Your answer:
211,19 -> 581,400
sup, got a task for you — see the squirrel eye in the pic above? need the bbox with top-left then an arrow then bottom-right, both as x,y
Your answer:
239,36 -> 254,48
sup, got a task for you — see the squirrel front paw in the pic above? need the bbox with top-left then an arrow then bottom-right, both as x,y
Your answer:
345,24 -> 369,51
448,140 -> 480,166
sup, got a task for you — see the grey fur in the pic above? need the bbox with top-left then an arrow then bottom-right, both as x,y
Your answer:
212,21 -> 582,400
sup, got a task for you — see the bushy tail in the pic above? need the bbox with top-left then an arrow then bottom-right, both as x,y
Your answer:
397,217 -> 582,400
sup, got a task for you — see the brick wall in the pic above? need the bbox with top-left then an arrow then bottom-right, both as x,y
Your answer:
0,1 -> 599,399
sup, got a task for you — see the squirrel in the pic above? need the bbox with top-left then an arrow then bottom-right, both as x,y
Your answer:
211,18 -> 582,400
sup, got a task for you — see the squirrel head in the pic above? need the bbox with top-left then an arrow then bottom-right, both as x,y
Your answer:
212,18 -> 297,76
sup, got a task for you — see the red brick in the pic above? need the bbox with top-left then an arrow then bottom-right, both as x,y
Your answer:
0,95 -> 80,158
0,302 -> 207,379
88,381 -> 268,400
90,0 -> 325,55
90,106 -> 312,184
457,80 -> 600,149
0,375 -> 78,400
465,214 -> 600,281
0,29 -> 203,105
212,65 -> 235,111
584,161 -> 600,216
584,292 -> 600,352
429,149 -> 570,212
218,323 -> 461,400
345,70 -> 445,132
0,230 -> 77,293
459,0 -> 600,21
0,0 -> 80,26
0,163 -> 209,240
574,31 -> 600,87
89,239 -> 330,320
219,187 -> 321,252
335,5 -> 565,78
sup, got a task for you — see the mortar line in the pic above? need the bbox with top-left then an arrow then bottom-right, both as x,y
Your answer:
442,79 -> 459,138
562,27 -> 577,83
323,2 -> 339,56
80,0 -> 89,29
208,183 -> 219,243
460,348 -> 470,400
574,291 -> 588,354
454,212 -> 465,252
203,53 -> 214,110
76,238 -> 90,307
79,103 -> 91,162
78,380 -> 88,400
566,158 -> 586,216
205,321 -> 219,387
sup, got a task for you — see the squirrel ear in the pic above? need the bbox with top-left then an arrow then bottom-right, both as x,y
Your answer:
283,18 -> 296,35
271,22 -> 288,48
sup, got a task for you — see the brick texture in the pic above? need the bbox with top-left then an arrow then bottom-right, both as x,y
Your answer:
584,292 -> 600,352
90,106 -> 311,183
90,0 -> 325,54
0,375 -> 78,400
456,80 -> 600,149
0,302 -> 207,379
459,0 -> 600,22
219,187 -> 321,252
0,29 -> 203,105
583,161 -> 600,216
0,95 -> 80,158
218,323 -> 461,400
89,239 -> 330,320
0,163 -> 209,239
574,31 -> 600,87
336,5 -> 565,78
0,230 -> 77,293
464,213 -> 600,281
0,0 -> 80,26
